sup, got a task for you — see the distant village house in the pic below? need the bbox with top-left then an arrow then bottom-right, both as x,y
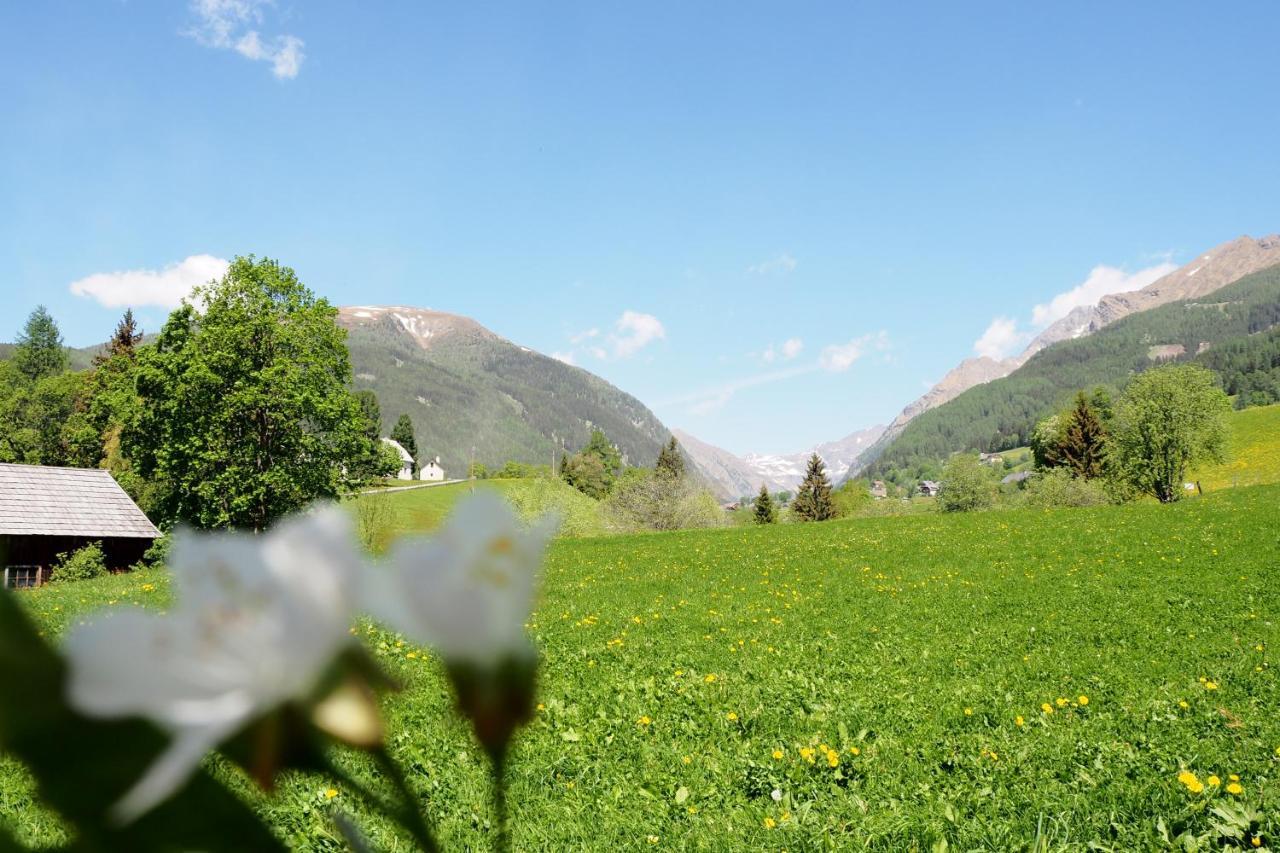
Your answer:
381,438 -> 417,481
0,463 -> 159,588
918,480 -> 941,497
870,480 -> 888,499
420,456 -> 446,482
979,452 -> 1004,467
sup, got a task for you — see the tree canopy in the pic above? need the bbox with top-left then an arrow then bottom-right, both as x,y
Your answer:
13,305 -> 68,382
1110,363 -> 1230,502
123,256 -> 370,530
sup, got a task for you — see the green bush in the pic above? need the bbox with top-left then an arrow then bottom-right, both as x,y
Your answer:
937,454 -> 996,513
1023,468 -> 1110,509
504,476 -> 607,538
51,541 -> 108,584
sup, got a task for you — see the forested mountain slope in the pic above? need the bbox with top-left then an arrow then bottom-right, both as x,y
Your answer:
338,306 -> 672,475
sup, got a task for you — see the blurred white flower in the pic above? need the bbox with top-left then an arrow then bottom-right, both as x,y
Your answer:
64,506 -> 363,822
367,492 -> 556,668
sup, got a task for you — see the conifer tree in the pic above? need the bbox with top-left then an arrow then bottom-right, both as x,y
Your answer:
792,453 -> 835,521
656,436 -> 685,479
1059,392 -> 1108,479
391,413 -> 419,473
13,305 -> 67,381
752,484 -> 777,524
95,308 -> 143,365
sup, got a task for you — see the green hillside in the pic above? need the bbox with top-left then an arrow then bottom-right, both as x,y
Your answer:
343,313 -> 672,476
1191,403 -> 1280,491
867,262 -> 1280,479
7,485 -> 1280,848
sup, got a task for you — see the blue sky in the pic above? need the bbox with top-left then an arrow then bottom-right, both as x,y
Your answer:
2,2 -> 1278,455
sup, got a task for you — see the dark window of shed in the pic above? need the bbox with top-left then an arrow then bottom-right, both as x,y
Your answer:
3,566 -> 44,589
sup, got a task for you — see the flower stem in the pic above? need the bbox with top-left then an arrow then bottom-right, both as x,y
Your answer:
490,747 -> 510,853
373,748 -> 441,853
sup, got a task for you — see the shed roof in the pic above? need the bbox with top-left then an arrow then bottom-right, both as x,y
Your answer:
0,463 -> 160,539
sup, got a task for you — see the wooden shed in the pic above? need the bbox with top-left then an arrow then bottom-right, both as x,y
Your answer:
0,463 -> 160,588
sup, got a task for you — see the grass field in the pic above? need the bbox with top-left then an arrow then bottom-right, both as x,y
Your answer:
1192,404 -> 1280,492
5,483 -> 1280,850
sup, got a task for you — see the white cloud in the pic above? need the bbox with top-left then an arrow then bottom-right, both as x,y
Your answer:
747,253 -> 798,276
69,255 -> 229,309
972,260 -> 1177,360
569,328 -> 599,344
1030,262 -> 1176,327
186,0 -> 305,79
819,331 -> 889,372
662,365 -> 818,416
550,351 -> 576,366
760,337 -> 804,364
973,316 -> 1029,361
611,310 -> 665,358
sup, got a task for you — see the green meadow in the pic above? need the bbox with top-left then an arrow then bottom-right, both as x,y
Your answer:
5,482 -> 1280,850
1192,404 -> 1280,493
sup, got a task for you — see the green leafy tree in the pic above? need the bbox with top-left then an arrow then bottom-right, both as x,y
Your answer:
583,429 -> 623,481
13,305 -> 68,381
792,453 -> 835,521
562,429 -> 623,498
123,256 -> 368,530
1059,392 -> 1109,479
391,414 -> 419,474
1111,364 -> 1231,502
561,451 -> 609,499
356,391 -> 382,441
469,461 -> 490,480
937,453 -> 996,513
655,437 -> 685,479
752,484 -> 777,524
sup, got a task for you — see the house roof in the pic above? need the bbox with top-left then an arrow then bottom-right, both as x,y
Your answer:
0,463 -> 160,539
381,438 -> 414,464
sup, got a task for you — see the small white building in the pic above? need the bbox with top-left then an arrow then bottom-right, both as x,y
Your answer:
381,438 -> 416,481
420,456 -> 445,482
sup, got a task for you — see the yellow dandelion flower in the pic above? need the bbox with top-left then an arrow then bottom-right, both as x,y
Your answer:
682,755 -> 692,764
772,749 -> 784,759
1205,681 -> 1219,691
1077,695 -> 1089,706
799,747 -> 816,764
1015,715 -> 1024,727
726,711 -> 738,721
764,817 -> 776,829
1179,700 -> 1190,709
638,715 -> 652,726
1227,782 -> 1243,795
1208,775 -> 1221,787
964,707 -> 973,716
826,751 -> 839,767
1178,770 -> 1205,793
1055,697 -> 1068,708
1041,703 -> 1054,714
849,746 -> 860,755
647,835 -> 659,844
704,674 -> 718,683
325,788 -> 339,799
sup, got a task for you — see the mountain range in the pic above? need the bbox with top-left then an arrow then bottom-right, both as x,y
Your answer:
848,233 -> 1280,477
337,306 -> 672,478
673,424 -> 885,499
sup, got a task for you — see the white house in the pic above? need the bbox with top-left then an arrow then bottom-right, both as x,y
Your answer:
381,438 -> 416,481
420,456 -> 445,482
